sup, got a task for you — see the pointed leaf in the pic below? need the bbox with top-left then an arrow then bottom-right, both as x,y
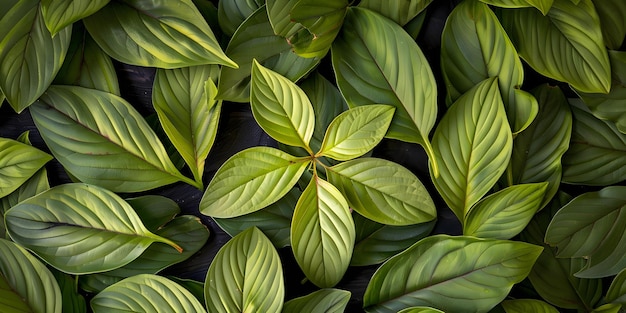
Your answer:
126,195 -> 181,232
0,168 -> 49,239
0,1 -> 71,112
607,268 -> 626,304
83,0 -> 236,69
204,227 -> 284,313
358,0 -> 432,26
592,304 -> 623,313
283,288 -> 351,313
363,235 -> 542,313
431,78 -> 512,220
502,299 -> 559,313
0,138 -> 52,198
327,158 -> 436,225
42,0 -> 110,35
31,85 -> 195,192
479,0 -> 553,15
217,0 -> 263,37
5,183 -> 180,274
200,147 -> 310,218
292,177 -> 355,288
593,0 -> 626,50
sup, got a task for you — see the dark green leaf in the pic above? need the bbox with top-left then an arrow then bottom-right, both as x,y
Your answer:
607,268 -> 626,304
217,0 -> 263,37
126,195 -> 181,232
52,270 -> 86,313
358,0 -> 432,26
502,299 -> 559,313
283,288 -> 351,313
593,0 -> 626,49
480,0 -> 553,15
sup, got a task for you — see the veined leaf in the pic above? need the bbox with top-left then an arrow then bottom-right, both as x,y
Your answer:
83,0 -> 236,69
480,0 -> 553,15
502,299 -> 559,313
291,176 -> 355,288
501,0 -> 611,93
592,304 -> 623,313
0,238 -> 62,313
91,274 -> 206,313
126,195 -> 181,233
31,85 -> 196,192
5,183 -> 181,274
431,78 -> 512,221
545,186 -> 626,278
204,227 -> 284,313
0,1 -> 71,112
0,138 -> 52,198
218,0 -> 264,37
52,270 -> 87,313
169,277 -> 205,306
41,0 -> 109,35
283,288 -> 351,313
200,147 -> 310,218
327,158 -> 436,225
358,0 -> 432,26
607,268 -> 626,304
398,307 -> 445,313
593,0 -> 626,50
363,235 -> 542,313
0,168 -> 49,239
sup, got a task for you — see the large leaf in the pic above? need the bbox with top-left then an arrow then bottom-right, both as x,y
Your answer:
479,0 -> 553,15
358,0 -> 432,26
0,1 -> 71,112
398,308 -> 445,313
545,186 -> 626,278
283,288 -> 351,313
593,0 -> 626,50
464,183 -> 548,239
41,0 -> 109,35
0,137 -> 52,198
607,268 -> 626,304
332,7 -> 438,166
440,0 -> 537,134
431,78 -> 512,220
327,158 -> 436,225
30,85 -> 196,192
502,299 -> 559,313
561,99 -> 626,185
218,0 -> 264,37
200,147 -> 310,218
0,238 -> 62,313
0,168 -> 49,239
363,235 -> 542,312
83,0 -> 236,69
91,274 -> 206,313
501,0 -> 611,93
204,227 -> 284,313
291,176 -> 355,288
152,65 -> 221,184
5,183 -> 180,274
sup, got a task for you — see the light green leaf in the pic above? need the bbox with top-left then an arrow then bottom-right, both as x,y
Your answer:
464,183 -> 548,239
52,270 -> 87,313
593,0 -> 626,49
217,6 -> 320,102
0,137 -> 52,199
283,288 -> 351,313
5,183 -> 180,274
479,0 -> 553,15
545,186 -> 626,278
358,0 -> 432,26
398,307 -> 445,313
562,99 -> 626,185
0,1 -> 71,112
83,0 -> 236,69
431,78 -> 512,221
592,304 -> 623,313
440,0 -> 537,134
31,85 -> 196,192
91,274 -> 206,313
218,0 -> 263,37
0,168 -> 49,239
168,277 -> 205,306
0,238 -> 62,313
363,235 -> 542,313
607,268 -> 626,304
502,299 -> 559,313
200,147 -> 310,218
291,176 -> 355,288
204,227 -> 284,313
501,0 -> 611,93
153,65 -> 221,184
327,158 -> 436,225
332,7 -> 438,168
41,0 -> 109,35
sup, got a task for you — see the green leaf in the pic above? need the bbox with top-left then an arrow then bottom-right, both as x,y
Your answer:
5,183 -> 180,274
83,0 -> 236,69
291,176 -> 355,288
363,235 -> 542,313
501,0 -> 611,93
440,0 -> 537,134
593,0 -> 626,49
0,238 -> 62,313
217,0 -> 263,37
327,158 -> 436,225
502,299 -> 559,313
431,78 -> 512,221
168,277 -> 205,306
0,137 -> 52,199
479,0 -> 553,15
126,195 -> 181,232
0,1 -> 71,112
562,99 -> 626,185
332,7 -> 438,166
592,304 -> 623,313
0,167 -> 49,239
545,186 -> 626,278
283,288 -> 351,313
397,307 -> 445,313
41,0 -> 109,35
351,213 -> 435,266
153,65 -> 221,184
607,268 -> 626,304
200,147 -> 310,218
31,85 -> 196,192
52,270 -> 87,313
358,0 -> 432,26
204,227 -> 284,313
91,274 -> 206,313
217,6 -> 320,102
464,183 -> 548,240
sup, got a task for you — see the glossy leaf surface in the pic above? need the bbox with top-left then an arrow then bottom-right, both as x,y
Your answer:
358,0 -> 432,26
218,0 -> 263,37
41,0 -> 109,35
502,299 -> 559,313
607,268 -> 626,304
480,0 -> 553,15
0,138 -> 52,198
397,307 -> 445,313
0,168 -> 49,239
283,288 -> 351,313
593,0 -> 626,49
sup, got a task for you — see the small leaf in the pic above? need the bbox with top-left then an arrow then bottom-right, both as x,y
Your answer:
41,0 -> 109,35
327,158 -> 436,225
593,0 -> 626,49
283,288 -> 351,313
607,268 -> 626,304
502,299 -> 559,313
91,274 -> 206,313
200,147 -> 310,218
480,0 -> 554,15
217,0 -> 263,37
204,227 -> 284,313
126,195 -> 181,232
0,137 -> 52,198
358,0 -> 433,26
5,183 -> 180,274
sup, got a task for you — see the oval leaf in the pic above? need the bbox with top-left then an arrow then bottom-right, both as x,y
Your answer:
502,299 -> 559,313
42,0 -> 110,35
480,0 -> 553,15
204,227 -> 284,313
607,268 -> 626,304
594,0 -> 626,50
5,183 -> 180,274
283,288 -> 351,313
593,304 -> 623,313
0,137 -> 52,198
358,0 -> 432,26
217,0 -> 263,37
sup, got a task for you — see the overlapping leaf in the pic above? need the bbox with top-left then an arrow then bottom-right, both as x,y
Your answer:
593,0 -> 626,49
83,0 -> 236,69
358,0 -> 432,26
480,0 -> 553,15
283,288 -> 351,313
204,227 -> 284,313
593,304 -> 623,313
5,183 -> 181,274
52,270 -> 87,313
41,0 -> 109,35
502,299 -> 559,313
0,168 -> 49,239
0,137 -> 51,199
607,268 -> 626,304
218,0 -> 264,37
